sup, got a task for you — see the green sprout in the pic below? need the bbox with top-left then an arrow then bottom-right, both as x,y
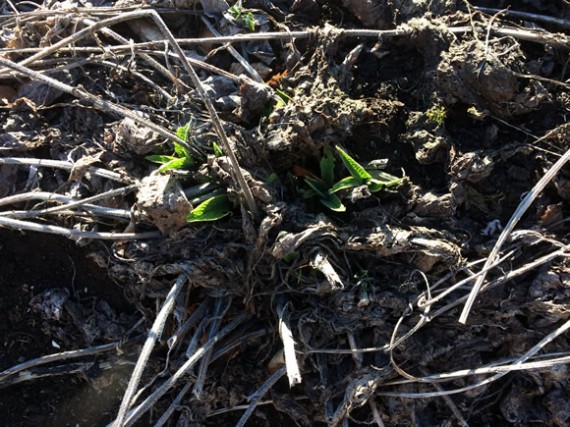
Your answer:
295,146 -> 346,212
333,146 -> 403,194
212,141 -> 223,158
296,146 -> 404,212
187,193 -> 233,223
146,121 -> 194,172
228,4 -> 256,31
426,106 -> 447,126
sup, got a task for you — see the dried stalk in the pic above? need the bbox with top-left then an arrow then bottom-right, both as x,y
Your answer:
0,216 -> 161,240
459,148 -> 570,323
113,272 -> 189,427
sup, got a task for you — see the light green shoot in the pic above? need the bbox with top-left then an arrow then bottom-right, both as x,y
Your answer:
146,121 -> 195,172
228,4 -> 256,31
426,106 -> 447,125
187,194 -> 232,222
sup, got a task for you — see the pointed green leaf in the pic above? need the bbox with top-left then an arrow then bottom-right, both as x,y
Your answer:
146,155 -> 177,164
176,122 -> 191,142
157,157 -> 192,172
367,180 -> 385,193
187,194 -> 232,223
243,14 -> 256,31
320,146 -> 336,187
212,141 -> 223,157
369,170 -> 404,184
174,142 -> 191,159
300,188 -> 317,199
336,146 -> 371,183
330,176 -> 361,193
368,176 -> 404,192
304,176 -> 329,198
320,193 -> 346,212
275,89 -> 290,104
266,172 -> 278,184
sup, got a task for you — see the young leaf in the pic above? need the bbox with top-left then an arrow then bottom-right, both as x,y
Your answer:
187,194 -> 232,223
212,142 -> 223,157
330,176 -> 361,193
367,175 -> 404,192
173,142 -> 191,160
320,146 -> 335,187
304,176 -> 329,198
157,156 -> 193,172
369,170 -> 403,184
275,89 -> 290,104
266,172 -> 278,184
176,121 -> 191,142
242,13 -> 256,31
319,193 -> 346,212
299,188 -> 317,199
146,155 -> 177,164
367,180 -> 385,193
336,146 -> 371,183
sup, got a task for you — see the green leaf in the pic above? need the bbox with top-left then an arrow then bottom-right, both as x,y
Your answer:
174,142 -> 191,159
176,122 -> 191,142
336,146 -> 371,183
275,89 -> 290,104
266,172 -> 278,184
320,146 -> 335,187
367,180 -> 385,193
369,170 -> 403,183
212,142 -> 223,157
367,176 -> 404,192
330,176 -> 361,193
299,187 -> 317,199
187,194 -> 232,223
319,193 -> 346,212
146,155 -> 177,164
157,157 -> 193,172
228,4 -> 241,18
243,13 -> 256,31
304,176 -> 328,198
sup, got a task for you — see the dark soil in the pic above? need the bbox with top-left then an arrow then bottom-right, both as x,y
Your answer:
0,1 -> 569,426
0,229 -> 136,426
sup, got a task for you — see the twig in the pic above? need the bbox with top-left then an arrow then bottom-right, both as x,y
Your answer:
0,341 -> 119,383
0,216 -> 161,240
368,400 -> 386,427
113,272 -> 189,427
389,246 -> 568,353
474,6 -> 570,30
419,368 -> 469,427
383,352 -> 570,387
235,367 -> 287,427
0,57 -> 188,150
200,16 -> 263,83
154,382 -> 192,427
193,297 -> 230,398
0,157 -> 128,183
166,298 -> 211,351
459,148 -> 570,324
114,311 -> 252,427
0,185 -> 136,219
380,319 -> 570,399
276,298 -> 302,387
80,16 -> 187,92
